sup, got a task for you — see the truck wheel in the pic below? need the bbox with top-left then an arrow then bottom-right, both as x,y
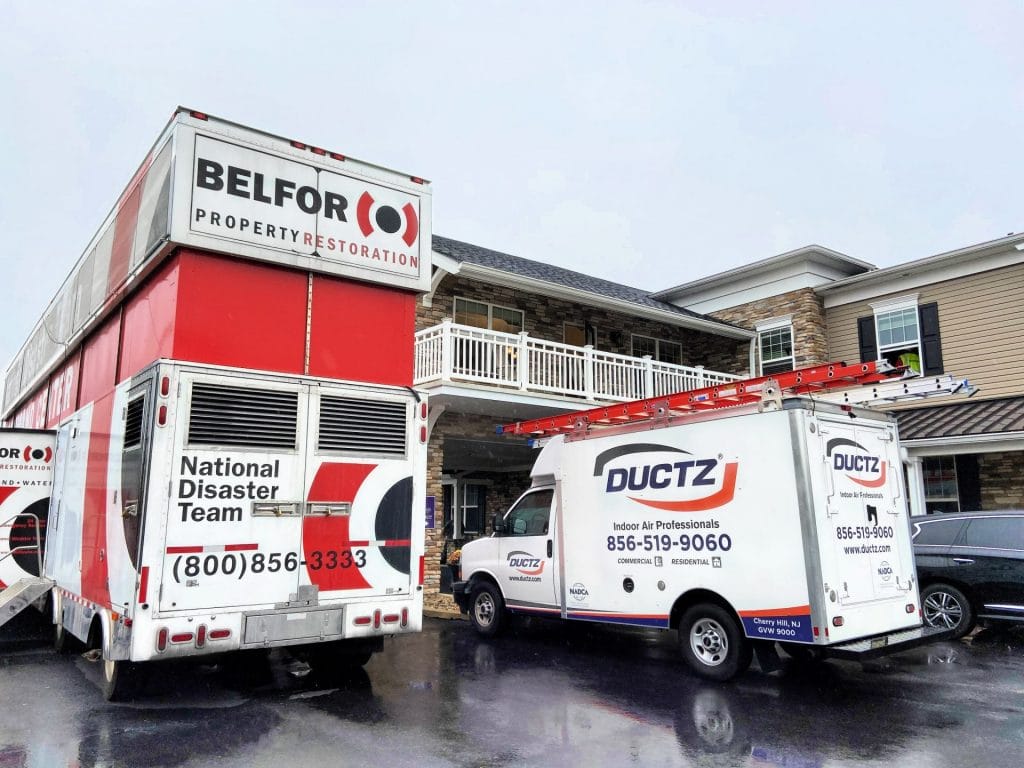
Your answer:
54,621 -> 81,654
102,658 -> 140,702
469,582 -> 505,637
678,604 -> 751,681
921,583 -> 975,639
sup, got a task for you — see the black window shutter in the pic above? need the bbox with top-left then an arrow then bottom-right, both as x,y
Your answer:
956,454 -> 981,511
918,302 -> 944,375
857,316 -> 877,363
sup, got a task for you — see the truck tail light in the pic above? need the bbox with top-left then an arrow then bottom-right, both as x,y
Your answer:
832,616 -> 844,627
158,405 -> 167,426
354,616 -> 372,626
373,610 -> 381,629
906,603 -> 916,614
410,176 -> 425,184
156,628 -> 168,652
383,613 -> 400,624
812,626 -> 819,637
329,152 -> 346,161
310,146 -> 326,156
420,403 -> 427,420
190,111 -> 208,120
418,556 -> 425,586
290,140 -> 307,150
161,376 -> 170,396
209,628 -> 231,640
401,608 -> 408,628
420,426 -> 427,443
197,624 -> 207,648
171,632 -> 194,644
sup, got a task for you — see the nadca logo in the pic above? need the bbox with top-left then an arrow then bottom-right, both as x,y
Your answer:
569,583 -> 589,601
507,550 -> 544,576
595,443 -> 738,512
826,438 -> 886,488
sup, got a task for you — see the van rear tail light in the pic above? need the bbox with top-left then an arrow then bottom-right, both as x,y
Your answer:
354,616 -> 372,626
383,614 -> 400,624
197,625 -> 207,648
171,632 -> 194,644
419,556 -> 425,586
373,610 -> 382,629
906,603 -> 916,614
161,376 -> 170,396
156,628 -> 168,652
209,629 -> 231,640
158,405 -> 167,426
420,426 -> 427,443
812,626 -> 819,637
401,608 -> 409,628
832,616 -> 844,627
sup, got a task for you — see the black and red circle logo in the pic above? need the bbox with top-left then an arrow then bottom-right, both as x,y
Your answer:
356,192 -> 419,246
23,445 -> 53,464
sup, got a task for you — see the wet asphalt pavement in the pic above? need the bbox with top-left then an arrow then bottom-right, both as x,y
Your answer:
2,610 -> 1023,767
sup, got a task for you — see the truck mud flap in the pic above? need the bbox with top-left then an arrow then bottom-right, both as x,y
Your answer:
824,625 -> 956,660
241,606 -> 346,648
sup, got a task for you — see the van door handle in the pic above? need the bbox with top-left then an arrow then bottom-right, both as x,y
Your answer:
953,557 -> 974,564
547,540 -> 553,558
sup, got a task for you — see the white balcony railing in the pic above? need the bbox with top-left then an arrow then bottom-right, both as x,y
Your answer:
415,320 -> 741,402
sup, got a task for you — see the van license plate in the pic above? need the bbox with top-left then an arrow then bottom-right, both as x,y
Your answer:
870,637 -> 888,649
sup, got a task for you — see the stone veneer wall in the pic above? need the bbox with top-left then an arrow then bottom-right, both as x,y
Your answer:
423,410 -> 531,613
419,275 -> 750,375
978,451 -> 1024,509
705,287 -> 830,370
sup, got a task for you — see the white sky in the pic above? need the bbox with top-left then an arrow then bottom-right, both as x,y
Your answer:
1,1 -> 1021,373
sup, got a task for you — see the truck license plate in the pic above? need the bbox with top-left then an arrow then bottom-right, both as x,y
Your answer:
870,637 -> 888,649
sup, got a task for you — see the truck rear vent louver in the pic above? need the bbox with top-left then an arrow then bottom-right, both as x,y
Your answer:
319,396 -> 406,456
188,383 -> 298,449
124,397 -> 144,449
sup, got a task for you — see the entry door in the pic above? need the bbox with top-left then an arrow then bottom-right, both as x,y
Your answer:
499,488 -> 558,610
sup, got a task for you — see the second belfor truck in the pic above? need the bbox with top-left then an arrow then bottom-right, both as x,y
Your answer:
453,361 -> 973,680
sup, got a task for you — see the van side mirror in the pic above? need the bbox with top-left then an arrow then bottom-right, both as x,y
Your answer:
492,514 -> 506,535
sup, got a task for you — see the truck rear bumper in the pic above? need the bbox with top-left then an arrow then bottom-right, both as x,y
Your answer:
824,624 -> 956,660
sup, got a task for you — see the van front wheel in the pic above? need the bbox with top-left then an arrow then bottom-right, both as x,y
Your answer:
469,582 -> 505,638
679,604 -> 751,681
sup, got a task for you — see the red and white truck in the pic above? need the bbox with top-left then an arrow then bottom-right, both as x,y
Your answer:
0,108 -> 431,699
453,363 -> 972,680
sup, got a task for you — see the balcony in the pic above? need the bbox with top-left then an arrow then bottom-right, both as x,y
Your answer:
414,320 -> 740,403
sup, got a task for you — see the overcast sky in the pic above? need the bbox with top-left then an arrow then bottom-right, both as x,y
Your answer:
1,1 -> 1021,373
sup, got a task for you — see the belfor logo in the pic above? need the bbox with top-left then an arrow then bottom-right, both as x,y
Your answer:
826,438 -> 886,488
356,192 -> 419,247
506,550 -> 544,576
594,443 -> 738,512
0,445 -> 54,464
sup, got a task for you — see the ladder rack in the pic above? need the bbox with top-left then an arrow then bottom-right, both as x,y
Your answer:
498,360 -> 975,438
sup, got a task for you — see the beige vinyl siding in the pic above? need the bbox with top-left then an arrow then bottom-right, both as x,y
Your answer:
825,263 -> 1024,402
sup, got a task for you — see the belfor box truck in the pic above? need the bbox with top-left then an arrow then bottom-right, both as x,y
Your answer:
0,108 -> 431,699
454,363 -> 966,680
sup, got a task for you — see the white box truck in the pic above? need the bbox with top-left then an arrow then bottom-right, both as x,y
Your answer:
453,362 -> 967,680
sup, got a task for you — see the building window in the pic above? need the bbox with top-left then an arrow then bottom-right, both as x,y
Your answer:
923,456 -> 959,514
454,297 -> 523,335
631,334 -> 682,365
756,317 -> 794,376
443,480 -> 488,538
858,296 -> 943,375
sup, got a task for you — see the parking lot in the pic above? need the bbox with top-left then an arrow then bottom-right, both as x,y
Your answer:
1,611 -> 1023,767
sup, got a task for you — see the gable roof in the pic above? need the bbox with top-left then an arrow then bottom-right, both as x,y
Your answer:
432,235 -> 753,339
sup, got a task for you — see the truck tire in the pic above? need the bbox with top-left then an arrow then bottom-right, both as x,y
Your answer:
54,620 -> 81,654
921,583 -> 975,639
469,582 -> 505,637
102,658 -> 140,702
678,604 -> 751,681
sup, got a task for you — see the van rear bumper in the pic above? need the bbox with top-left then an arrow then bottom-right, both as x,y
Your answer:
824,624 -> 956,660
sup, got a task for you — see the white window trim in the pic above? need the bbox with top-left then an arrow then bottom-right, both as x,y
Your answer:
755,314 -> 793,332
757,323 -> 794,375
869,294 -> 919,313
453,296 -> 524,332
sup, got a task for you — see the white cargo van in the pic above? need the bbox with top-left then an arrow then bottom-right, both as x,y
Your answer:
454,364 -> 964,680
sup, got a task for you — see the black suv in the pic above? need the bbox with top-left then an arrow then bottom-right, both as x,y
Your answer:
912,510 -> 1024,638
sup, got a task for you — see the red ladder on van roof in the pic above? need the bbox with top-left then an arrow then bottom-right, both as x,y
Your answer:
498,360 -> 904,437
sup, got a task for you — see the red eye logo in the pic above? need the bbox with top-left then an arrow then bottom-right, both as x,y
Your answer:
356,192 -> 419,246
23,445 -> 53,463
